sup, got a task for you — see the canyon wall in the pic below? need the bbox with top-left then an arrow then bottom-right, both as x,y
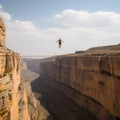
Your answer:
0,17 -> 50,120
40,46 -> 120,120
22,58 -> 41,74
0,17 -> 20,120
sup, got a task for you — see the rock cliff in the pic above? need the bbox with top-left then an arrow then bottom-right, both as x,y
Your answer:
0,17 -> 20,120
18,81 -> 50,120
38,44 -> 120,120
0,18 -> 5,46
0,17 -> 50,120
20,60 -> 51,120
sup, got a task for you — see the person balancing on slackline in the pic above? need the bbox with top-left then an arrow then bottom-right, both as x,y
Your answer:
57,38 -> 63,48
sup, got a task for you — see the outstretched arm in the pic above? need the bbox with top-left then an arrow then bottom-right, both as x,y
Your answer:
57,38 -> 63,42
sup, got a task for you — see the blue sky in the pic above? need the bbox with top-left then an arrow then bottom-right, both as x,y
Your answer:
1,0 -> 120,28
0,0 -> 120,56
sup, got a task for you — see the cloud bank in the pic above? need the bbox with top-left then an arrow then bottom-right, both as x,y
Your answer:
0,5 -> 120,56
53,9 -> 120,29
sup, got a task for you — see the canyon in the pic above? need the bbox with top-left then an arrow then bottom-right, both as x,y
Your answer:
1,17 -> 120,120
31,45 -> 120,120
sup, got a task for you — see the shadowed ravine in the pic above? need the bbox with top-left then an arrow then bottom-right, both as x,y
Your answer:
31,76 -> 97,120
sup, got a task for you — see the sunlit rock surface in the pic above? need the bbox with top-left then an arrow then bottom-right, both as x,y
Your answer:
0,17 -> 50,120
0,17 -> 20,120
0,18 -> 5,46
38,44 -> 120,120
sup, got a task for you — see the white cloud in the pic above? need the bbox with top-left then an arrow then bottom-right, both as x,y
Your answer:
53,9 -> 120,29
0,5 -> 11,21
51,9 -> 120,50
0,7 -> 120,56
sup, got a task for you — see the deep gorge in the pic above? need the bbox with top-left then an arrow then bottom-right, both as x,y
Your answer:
31,75 -> 97,120
31,48 -> 120,120
1,17 -> 120,120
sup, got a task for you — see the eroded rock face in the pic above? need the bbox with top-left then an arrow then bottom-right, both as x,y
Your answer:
0,50 -> 20,120
19,81 -> 50,120
39,46 -> 120,120
0,18 -> 5,46
0,17 -> 50,120
0,17 -> 20,120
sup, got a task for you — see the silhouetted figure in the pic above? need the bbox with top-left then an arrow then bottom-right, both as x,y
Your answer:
57,38 -> 63,48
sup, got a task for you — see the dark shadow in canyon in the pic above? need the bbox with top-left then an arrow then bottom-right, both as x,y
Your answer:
31,76 -> 97,120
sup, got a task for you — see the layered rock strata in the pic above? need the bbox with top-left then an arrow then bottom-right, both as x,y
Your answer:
0,18 -> 5,46
0,17 -> 50,120
0,47 -> 20,120
18,81 -> 50,120
0,17 -> 20,120
40,45 -> 120,120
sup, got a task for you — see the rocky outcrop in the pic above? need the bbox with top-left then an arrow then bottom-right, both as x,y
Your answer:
18,81 -> 50,120
20,61 -> 50,120
0,17 -> 50,120
0,17 -> 20,120
0,18 -> 5,46
0,49 -> 20,120
39,45 -> 120,120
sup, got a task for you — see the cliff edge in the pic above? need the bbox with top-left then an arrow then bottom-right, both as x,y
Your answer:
37,44 -> 120,120
0,17 -> 50,120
